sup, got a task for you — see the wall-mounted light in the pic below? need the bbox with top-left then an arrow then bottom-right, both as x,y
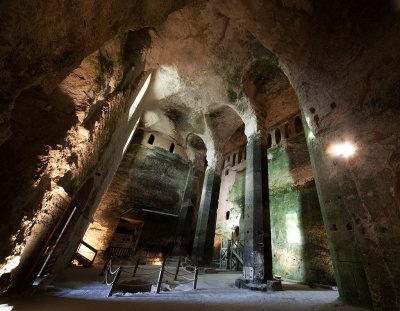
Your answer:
328,142 -> 356,158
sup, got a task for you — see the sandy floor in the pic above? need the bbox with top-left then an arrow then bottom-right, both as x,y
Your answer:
1,267 -> 370,311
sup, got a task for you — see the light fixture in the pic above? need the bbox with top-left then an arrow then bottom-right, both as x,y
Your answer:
328,142 -> 356,158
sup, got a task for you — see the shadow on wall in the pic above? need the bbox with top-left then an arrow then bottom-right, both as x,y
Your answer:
0,86 -> 77,282
298,181 -> 335,285
291,135 -> 335,285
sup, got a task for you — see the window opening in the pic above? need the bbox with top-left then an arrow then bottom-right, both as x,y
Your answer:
284,123 -> 292,139
294,116 -> 303,133
148,134 -> 155,145
267,134 -> 272,148
275,129 -> 281,144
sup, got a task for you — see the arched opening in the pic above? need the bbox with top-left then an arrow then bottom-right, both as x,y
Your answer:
232,226 -> 240,241
242,54 -> 336,291
294,116 -> 303,133
275,128 -> 281,144
169,143 -> 175,153
208,106 -> 245,271
284,123 -> 291,139
147,134 -> 155,145
186,133 -> 207,171
4,2 -> 395,307
267,133 -> 272,148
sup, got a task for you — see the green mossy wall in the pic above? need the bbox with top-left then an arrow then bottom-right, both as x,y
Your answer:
268,140 -> 335,285
125,135 -> 191,251
126,143 -> 190,215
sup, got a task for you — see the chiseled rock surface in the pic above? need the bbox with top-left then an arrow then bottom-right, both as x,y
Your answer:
0,1 -> 399,309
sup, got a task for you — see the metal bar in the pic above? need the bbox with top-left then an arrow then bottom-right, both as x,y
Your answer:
156,258 -> 166,293
101,258 -> 111,278
193,267 -> 199,290
132,258 -> 140,277
37,206 -> 77,277
107,266 -> 123,297
25,197 -> 75,286
228,240 -> 232,271
174,257 -> 181,281
142,209 -> 178,217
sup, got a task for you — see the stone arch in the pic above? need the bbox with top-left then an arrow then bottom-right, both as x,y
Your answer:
284,122 -> 292,139
1,2 -> 397,307
185,133 -> 207,170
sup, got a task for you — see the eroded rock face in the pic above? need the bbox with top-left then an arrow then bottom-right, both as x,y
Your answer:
0,32 -> 151,291
0,0 -> 194,145
1,1 -> 400,309
83,129 -> 205,262
212,1 -> 400,308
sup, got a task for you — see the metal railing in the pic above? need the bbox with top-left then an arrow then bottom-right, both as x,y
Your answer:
103,256 -> 199,297
219,240 -> 243,271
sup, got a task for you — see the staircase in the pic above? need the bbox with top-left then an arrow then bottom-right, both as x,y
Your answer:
219,240 -> 243,271
231,240 -> 243,265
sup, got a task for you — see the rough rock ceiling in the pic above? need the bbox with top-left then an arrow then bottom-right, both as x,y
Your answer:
140,3 -> 299,153
0,0 -> 301,287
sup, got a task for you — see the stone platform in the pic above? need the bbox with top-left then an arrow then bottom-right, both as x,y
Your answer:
235,278 -> 283,292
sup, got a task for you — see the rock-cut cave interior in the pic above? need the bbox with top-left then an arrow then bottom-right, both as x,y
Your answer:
0,1 -> 400,311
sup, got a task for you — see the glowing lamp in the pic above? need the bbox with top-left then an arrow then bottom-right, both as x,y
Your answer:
328,142 -> 356,158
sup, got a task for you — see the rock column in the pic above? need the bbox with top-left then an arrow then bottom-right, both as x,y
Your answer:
243,124 -> 273,283
192,166 -> 221,265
